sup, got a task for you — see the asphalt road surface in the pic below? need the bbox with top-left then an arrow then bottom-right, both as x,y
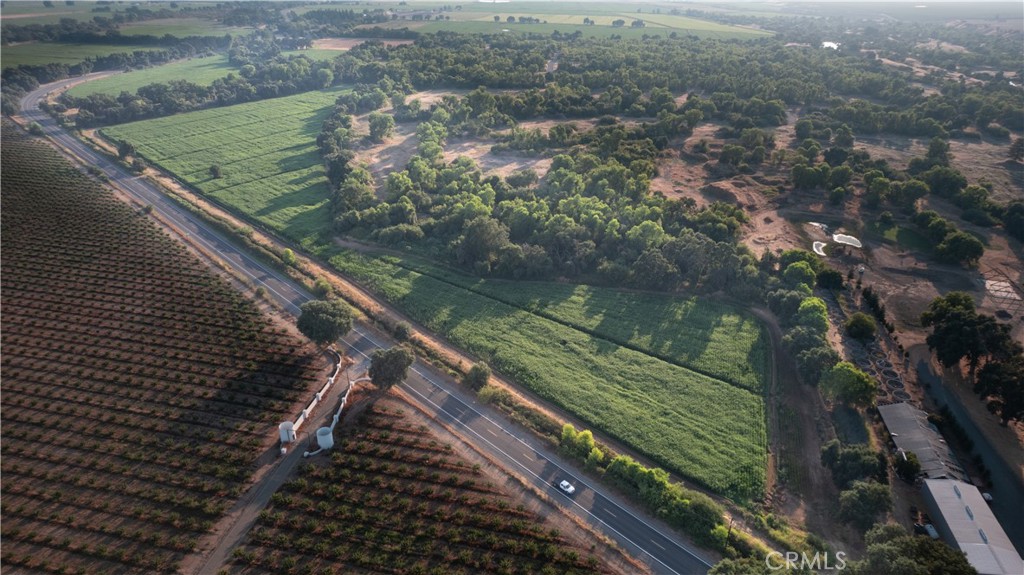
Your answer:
20,78 -> 713,575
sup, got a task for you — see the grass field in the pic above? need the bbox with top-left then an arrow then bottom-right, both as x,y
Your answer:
390,256 -> 769,392
319,248 -> 768,500
413,20 -> 767,40
1,41 -> 166,69
372,16 -> 769,40
0,2 -> 223,27
347,1 -> 770,40
105,90 -> 770,500
864,221 -> 931,252
67,54 -> 236,97
103,88 -> 346,243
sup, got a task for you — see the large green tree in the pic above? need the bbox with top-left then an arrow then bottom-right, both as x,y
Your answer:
795,297 -> 829,332
821,362 -> 876,407
369,345 -> 415,389
456,216 -> 511,273
297,299 -> 354,346
921,292 -> 1016,371
783,260 -> 817,290
936,231 -> 984,266
367,112 -> 395,141
845,524 -> 977,575
838,480 -> 891,531
977,356 -> 1024,424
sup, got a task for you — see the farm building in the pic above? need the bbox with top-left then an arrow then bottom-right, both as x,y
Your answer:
877,402 -> 968,482
921,479 -> 1024,575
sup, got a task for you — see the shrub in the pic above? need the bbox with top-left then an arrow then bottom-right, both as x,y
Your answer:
462,362 -> 491,391
894,451 -> 921,482
821,439 -> 887,488
816,268 -> 844,290
838,481 -> 891,531
845,312 -> 877,340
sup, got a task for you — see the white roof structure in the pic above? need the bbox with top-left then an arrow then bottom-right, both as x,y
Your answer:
878,402 -> 967,481
922,479 -> 1024,575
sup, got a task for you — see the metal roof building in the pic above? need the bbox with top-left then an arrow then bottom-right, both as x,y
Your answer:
877,402 -> 968,481
922,479 -> 1024,575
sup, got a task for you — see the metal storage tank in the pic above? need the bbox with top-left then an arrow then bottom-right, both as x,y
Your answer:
316,427 -> 334,450
279,421 -> 296,444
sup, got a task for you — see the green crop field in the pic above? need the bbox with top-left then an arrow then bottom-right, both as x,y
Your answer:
1,41 -> 165,69
318,248 -> 768,500
0,3 -> 225,29
66,55 -> 236,97
379,17 -> 768,40
389,256 -> 769,392
105,87 -> 770,500
103,88 -> 346,243
349,1 -> 771,40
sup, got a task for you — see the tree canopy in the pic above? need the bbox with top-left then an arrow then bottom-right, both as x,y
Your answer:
369,345 -> 415,389
845,524 -> 977,575
838,480 -> 892,531
297,299 -> 354,346
820,362 -> 876,407
845,312 -> 877,340
462,361 -> 491,391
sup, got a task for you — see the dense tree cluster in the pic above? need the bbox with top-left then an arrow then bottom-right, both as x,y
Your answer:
820,439 -> 890,531
333,108 -> 760,295
765,251 -> 841,386
843,524 -> 977,575
921,292 -> 1023,424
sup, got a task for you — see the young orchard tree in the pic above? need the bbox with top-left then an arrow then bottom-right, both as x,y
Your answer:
297,299 -> 353,347
369,345 -> 415,389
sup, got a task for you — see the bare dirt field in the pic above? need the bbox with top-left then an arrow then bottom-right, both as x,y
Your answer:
351,121 -> 420,197
311,37 -> 415,50
443,137 -> 554,179
856,134 -> 1023,204
656,122 -> 806,255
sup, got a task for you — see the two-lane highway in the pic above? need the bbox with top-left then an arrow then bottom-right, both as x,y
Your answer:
19,79 -> 713,575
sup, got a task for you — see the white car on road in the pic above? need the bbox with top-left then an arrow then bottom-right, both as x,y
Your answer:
558,480 -> 576,495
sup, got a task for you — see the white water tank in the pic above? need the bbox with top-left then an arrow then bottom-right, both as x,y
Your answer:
279,421 -> 296,444
316,427 -> 334,450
